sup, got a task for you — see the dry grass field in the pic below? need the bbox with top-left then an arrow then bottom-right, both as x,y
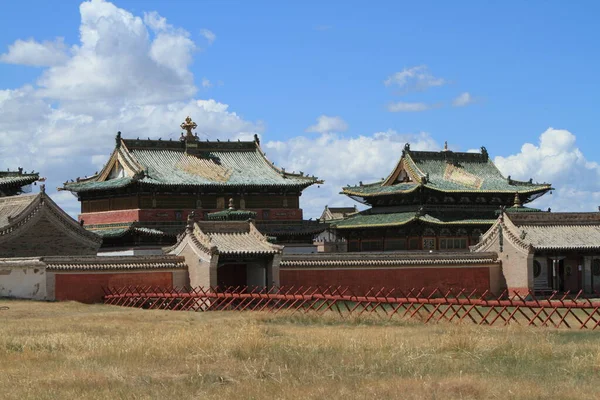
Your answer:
0,299 -> 599,400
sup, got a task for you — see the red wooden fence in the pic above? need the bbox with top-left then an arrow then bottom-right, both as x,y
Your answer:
103,286 -> 600,329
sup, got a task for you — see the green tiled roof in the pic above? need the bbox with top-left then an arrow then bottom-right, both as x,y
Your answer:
85,223 -> 168,238
0,171 -> 39,190
63,138 -> 320,193
343,147 -> 551,197
343,182 -> 418,196
419,214 -> 496,225
501,206 -> 543,214
207,209 -> 257,221
333,211 -> 415,229
333,210 -> 496,229
63,177 -> 134,192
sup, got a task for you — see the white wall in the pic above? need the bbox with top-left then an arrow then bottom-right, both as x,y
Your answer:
98,248 -> 165,256
0,260 -> 47,300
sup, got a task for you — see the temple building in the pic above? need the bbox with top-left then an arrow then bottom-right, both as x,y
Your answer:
472,210 -> 600,295
0,168 -> 39,197
61,117 -> 324,255
0,186 -> 102,257
333,143 -> 552,252
167,212 -> 283,289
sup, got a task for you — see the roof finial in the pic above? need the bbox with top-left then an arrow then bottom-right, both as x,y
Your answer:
481,146 -> 488,159
513,192 -> 522,208
180,116 -> 198,141
444,141 -> 448,151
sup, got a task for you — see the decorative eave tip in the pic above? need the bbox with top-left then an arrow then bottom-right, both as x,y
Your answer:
402,142 -> 411,157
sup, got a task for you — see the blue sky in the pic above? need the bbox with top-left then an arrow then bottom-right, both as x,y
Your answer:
1,0 -> 600,217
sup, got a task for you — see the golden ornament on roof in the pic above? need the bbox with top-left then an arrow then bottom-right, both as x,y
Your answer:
180,116 -> 198,140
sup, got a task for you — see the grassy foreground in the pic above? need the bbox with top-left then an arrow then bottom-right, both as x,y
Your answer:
0,300 -> 599,400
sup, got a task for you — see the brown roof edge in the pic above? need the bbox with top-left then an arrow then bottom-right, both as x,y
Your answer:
42,255 -> 185,264
282,251 -> 498,262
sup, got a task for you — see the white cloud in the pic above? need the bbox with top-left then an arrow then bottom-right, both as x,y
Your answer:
0,0 -> 262,218
266,131 -> 439,217
202,78 -> 212,88
143,11 -> 170,32
384,65 -> 445,92
3,1 -> 598,224
35,0 -> 196,112
452,92 -> 475,107
149,31 -> 196,78
200,29 -> 216,45
0,37 -> 68,67
495,128 -> 600,212
305,115 -> 348,134
387,102 -> 431,112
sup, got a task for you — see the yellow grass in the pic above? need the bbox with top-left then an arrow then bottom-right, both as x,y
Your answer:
0,300 -> 599,400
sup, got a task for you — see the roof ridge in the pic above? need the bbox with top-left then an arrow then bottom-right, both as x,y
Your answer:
0,192 -> 42,231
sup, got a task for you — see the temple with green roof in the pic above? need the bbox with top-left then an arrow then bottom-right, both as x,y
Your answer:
61,117 -> 324,253
334,143 -> 552,252
0,168 -> 39,197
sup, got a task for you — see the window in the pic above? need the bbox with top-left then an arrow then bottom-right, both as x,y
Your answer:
361,239 -> 383,252
409,238 -> 420,250
385,238 -> 407,251
593,260 -> 600,276
439,238 -> 468,250
422,238 -> 435,250
533,260 -> 542,278
348,240 -> 360,252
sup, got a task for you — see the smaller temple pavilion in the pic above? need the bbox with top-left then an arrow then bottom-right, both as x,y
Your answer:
168,212 -> 283,289
472,210 -> 600,295
0,168 -> 39,197
0,186 -> 102,257
333,143 -> 552,252
61,117 -> 324,254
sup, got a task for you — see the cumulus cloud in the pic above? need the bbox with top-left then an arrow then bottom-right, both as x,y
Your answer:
305,115 -> 348,134
143,11 -> 170,32
387,102 -> 431,112
266,131 -> 439,216
384,65 -> 445,92
452,92 -> 475,107
0,37 -> 69,67
3,0 -> 598,223
200,29 -> 216,45
0,0 -> 261,217
35,0 -> 197,112
495,128 -> 600,212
